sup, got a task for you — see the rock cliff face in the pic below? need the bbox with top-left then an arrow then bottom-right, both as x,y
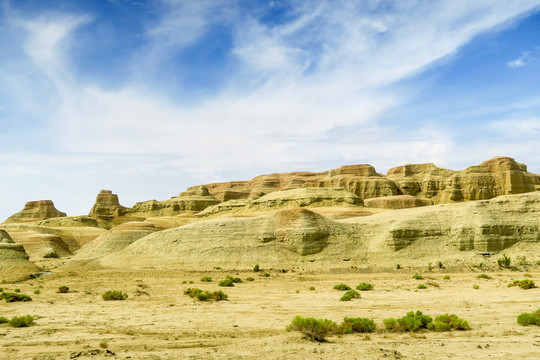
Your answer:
89,190 -> 127,219
364,195 -> 433,209
3,200 -> 66,223
0,229 -> 40,280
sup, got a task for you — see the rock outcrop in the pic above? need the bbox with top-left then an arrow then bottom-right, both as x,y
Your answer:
0,229 -> 40,280
364,195 -> 433,209
3,200 -> 66,223
9,232 -> 71,260
89,190 -> 127,219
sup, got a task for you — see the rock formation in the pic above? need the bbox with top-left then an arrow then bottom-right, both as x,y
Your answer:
0,229 -> 40,280
89,190 -> 127,219
9,232 -> 71,260
364,195 -> 433,209
3,200 -> 66,223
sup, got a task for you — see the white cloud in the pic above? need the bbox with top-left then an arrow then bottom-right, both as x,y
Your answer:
507,51 -> 534,68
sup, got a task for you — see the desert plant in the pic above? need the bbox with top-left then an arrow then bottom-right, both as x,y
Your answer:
102,290 -> 128,301
1,292 -> 32,303
341,317 -> 376,333
58,286 -> 69,293
356,282 -> 374,291
0,316 -> 8,323
9,315 -> 34,328
253,264 -> 260,272
497,254 -> 511,268
417,284 -> 427,289
438,261 -> 444,269
309,286 -> 315,291
184,288 -> 228,302
286,316 -> 338,342
384,311 -> 432,332
473,284 -> 480,289
508,279 -> 536,290
517,309 -> 540,326
396,264 -> 402,270
14,289 -> 20,293
477,274 -> 492,280
218,277 -> 235,287
383,317 -> 399,331
33,289 -> 40,295
226,275 -> 243,283
246,277 -> 254,281
443,275 -> 450,280
340,289 -> 360,301
412,274 -> 423,280
429,314 -> 470,331
333,283 -> 352,291
200,276 -> 212,282
262,272 -> 270,277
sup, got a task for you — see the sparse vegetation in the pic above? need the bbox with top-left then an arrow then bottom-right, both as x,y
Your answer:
9,315 -> 34,328
497,254 -> 511,268
200,276 -> 212,282
102,290 -> 128,301
14,288 -> 20,293
253,264 -> 260,272
262,272 -> 270,277
383,311 -> 433,332
184,288 -> 228,301
218,278 -> 234,287
309,286 -> 315,291
333,283 -> 352,291
517,309 -> 540,326
507,279 -> 536,290
396,264 -> 402,270
58,286 -> 69,293
412,274 -> 423,280
443,275 -> 450,280
1,292 -> 32,303
473,284 -> 480,289
356,282 -> 374,291
33,289 -> 40,294
417,284 -> 427,289
0,316 -> 8,324
340,289 -> 360,301
286,316 -> 338,341
438,261 -> 444,269
430,314 -> 470,331
477,274 -> 492,280
341,317 -> 376,333
246,277 -> 255,281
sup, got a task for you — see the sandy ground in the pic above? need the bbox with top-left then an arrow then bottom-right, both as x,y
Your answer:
1,266 -> 539,360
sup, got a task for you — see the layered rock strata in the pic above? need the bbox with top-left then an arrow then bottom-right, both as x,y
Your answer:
3,200 -> 66,223
0,229 -> 40,279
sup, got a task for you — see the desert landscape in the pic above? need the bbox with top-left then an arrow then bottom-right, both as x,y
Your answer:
1,156 -> 539,359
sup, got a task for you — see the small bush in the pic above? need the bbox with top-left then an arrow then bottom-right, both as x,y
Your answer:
226,275 -> 243,283
14,289 -> 20,293
396,264 -> 402,270
102,290 -> 128,301
246,277 -> 254,282
497,254 -> 511,268
429,314 -> 470,331
184,288 -> 228,302
333,283 -> 352,291
517,309 -> 540,326
309,286 -> 315,291
417,284 -> 427,289
412,274 -> 423,280
9,315 -> 34,328
473,284 -> 480,289
33,289 -> 40,295
286,316 -> 338,342
508,279 -> 536,290
383,318 -> 399,331
262,272 -> 270,277
218,278 -> 234,287
356,282 -> 374,291
340,289 -> 360,301
200,276 -> 212,282
253,264 -> 260,272
384,311 -> 432,332
438,261 -> 444,269
443,275 -> 450,280
0,316 -> 8,323
1,292 -> 32,303
58,286 -> 69,293
341,317 -> 376,333
477,274 -> 492,280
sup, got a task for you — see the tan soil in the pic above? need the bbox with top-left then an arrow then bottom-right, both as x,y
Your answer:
1,266 -> 539,359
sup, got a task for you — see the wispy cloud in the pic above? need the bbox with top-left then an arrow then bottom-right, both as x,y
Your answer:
507,51 -> 534,68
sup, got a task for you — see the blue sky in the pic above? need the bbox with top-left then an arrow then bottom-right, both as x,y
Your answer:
1,0 -> 540,220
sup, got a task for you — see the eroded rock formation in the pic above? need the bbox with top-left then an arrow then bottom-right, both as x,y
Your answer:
364,195 -> 433,209
0,229 -> 40,279
89,190 -> 127,219
4,200 -> 66,223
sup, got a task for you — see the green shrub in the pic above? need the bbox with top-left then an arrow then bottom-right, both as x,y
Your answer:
33,289 -> 41,295
508,279 -> 536,290
1,292 -> 32,303
341,317 -> 376,333
218,278 -> 234,287
253,264 -> 260,272
200,276 -> 212,282
14,289 -> 20,293
9,315 -> 34,328
309,286 -> 315,291
356,282 -> 374,291
0,316 -> 8,323
333,283 -> 352,291
102,290 -> 128,301
58,286 -> 69,293
473,284 -> 480,289
384,311 -> 432,332
412,274 -> 423,280
226,275 -> 243,283
396,264 -> 401,270
286,316 -> 338,341
184,288 -> 227,301
246,277 -> 255,282
497,254 -> 511,268
438,261 -> 444,269
262,272 -> 270,277
443,275 -> 450,280
477,274 -> 492,280
340,289 -> 360,301
417,284 -> 427,289
517,309 -> 540,326
429,314 -> 470,331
